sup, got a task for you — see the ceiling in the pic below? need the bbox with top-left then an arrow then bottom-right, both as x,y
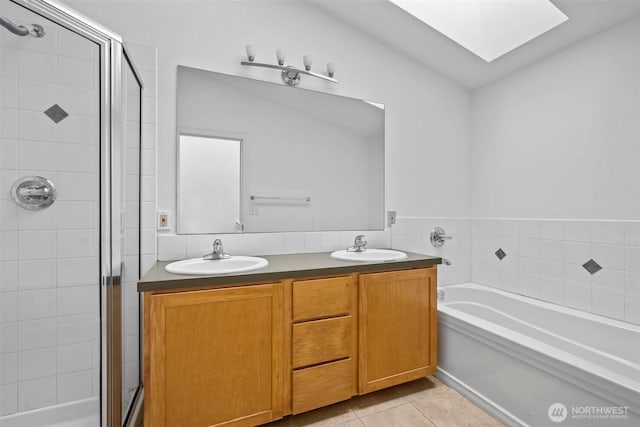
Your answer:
309,0 -> 640,89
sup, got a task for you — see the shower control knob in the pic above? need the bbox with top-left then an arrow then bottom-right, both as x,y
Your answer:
11,176 -> 56,211
430,227 -> 452,247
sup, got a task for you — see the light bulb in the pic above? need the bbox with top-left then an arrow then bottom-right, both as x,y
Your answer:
303,55 -> 313,71
276,48 -> 286,66
327,62 -> 336,78
245,44 -> 256,62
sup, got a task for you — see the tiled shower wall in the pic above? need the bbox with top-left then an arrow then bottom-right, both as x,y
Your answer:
471,219 -> 640,325
0,3 -> 158,417
0,5 -> 100,415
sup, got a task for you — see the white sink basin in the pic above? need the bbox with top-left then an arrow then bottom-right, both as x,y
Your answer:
165,256 -> 269,275
330,249 -> 408,262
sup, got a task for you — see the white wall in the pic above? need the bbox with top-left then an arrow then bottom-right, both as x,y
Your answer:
468,18 -> 640,324
66,0 -> 472,229
470,17 -> 640,220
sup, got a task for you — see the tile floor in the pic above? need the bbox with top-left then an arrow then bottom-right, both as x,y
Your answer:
266,376 -> 504,427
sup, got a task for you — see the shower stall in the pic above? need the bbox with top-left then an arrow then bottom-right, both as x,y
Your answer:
0,0 -> 143,425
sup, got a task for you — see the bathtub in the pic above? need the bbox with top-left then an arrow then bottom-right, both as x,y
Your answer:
436,283 -> 640,427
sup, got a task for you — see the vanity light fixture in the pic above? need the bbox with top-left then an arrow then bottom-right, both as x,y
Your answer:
241,45 -> 338,86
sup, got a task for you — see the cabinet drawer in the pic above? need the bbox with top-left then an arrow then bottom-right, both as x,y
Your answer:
293,276 -> 353,321
292,358 -> 353,414
292,316 -> 352,369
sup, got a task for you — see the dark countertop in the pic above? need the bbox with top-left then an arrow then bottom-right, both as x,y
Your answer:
138,251 -> 441,293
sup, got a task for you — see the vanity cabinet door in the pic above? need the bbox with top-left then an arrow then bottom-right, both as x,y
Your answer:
145,283 -> 284,427
358,268 -> 437,394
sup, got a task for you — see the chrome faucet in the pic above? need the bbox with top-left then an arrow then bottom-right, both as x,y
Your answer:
203,239 -> 230,260
347,235 -> 367,252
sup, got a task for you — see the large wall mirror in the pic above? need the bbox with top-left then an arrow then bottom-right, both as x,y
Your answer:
176,65 -> 385,234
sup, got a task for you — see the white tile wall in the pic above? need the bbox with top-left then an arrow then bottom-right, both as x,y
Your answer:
121,41 -> 157,415
389,216 -> 639,326
0,3 -> 103,415
390,217 -> 472,286
157,229 -> 391,261
471,218 -> 640,325
128,42 -> 157,275
18,376 -> 56,412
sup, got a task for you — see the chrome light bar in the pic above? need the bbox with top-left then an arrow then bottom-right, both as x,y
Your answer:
241,45 -> 337,86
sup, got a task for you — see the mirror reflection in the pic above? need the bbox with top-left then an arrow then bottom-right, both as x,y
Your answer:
176,66 -> 385,234
178,134 -> 242,234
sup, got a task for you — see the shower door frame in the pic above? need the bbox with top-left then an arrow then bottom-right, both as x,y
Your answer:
9,0 -> 144,425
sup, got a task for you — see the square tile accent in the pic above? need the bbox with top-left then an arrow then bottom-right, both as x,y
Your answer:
582,259 -> 602,275
495,248 -> 506,260
43,104 -> 68,124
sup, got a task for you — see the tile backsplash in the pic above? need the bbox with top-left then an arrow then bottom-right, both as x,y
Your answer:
389,216 -> 639,326
471,219 -> 640,325
390,217 -> 472,286
157,229 -> 391,261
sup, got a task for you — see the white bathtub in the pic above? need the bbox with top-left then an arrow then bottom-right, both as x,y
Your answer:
437,283 -> 640,427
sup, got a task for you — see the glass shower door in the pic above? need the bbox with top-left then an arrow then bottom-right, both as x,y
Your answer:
121,50 -> 142,423
0,0 -> 101,424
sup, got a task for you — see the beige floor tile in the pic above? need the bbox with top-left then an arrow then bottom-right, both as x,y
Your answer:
350,386 -> 408,418
267,377 -> 500,427
392,376 -> 450,402
290,400 -> 358,426
359,403 -> 436,427
411,389 -> 504,427
264,417 -> 295,426
335,420 -> 365,427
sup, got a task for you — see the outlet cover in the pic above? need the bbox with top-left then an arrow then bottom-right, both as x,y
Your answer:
157,211 -> 170,231
387,211 -> 397,226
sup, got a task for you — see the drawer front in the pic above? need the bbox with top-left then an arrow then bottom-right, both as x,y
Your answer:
292,358 -> 353,414
293,276 -> 353,322
292,316 -> 352,369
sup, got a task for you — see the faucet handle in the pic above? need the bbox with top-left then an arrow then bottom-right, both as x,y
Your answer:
430,227 -> 452,247
204,239 -> 229,260
347,234 -> 367,252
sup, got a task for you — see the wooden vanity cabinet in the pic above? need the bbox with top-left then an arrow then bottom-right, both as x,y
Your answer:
143,266 -> 437,425
358,268 -> 438,394
144,283 -> 284,427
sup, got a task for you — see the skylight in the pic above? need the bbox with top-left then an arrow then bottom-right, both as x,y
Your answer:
389,0 -> 569,62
